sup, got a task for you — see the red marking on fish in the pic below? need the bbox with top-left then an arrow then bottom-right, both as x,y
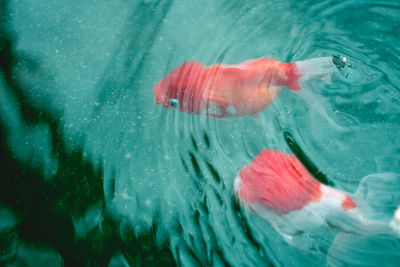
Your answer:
153,58 -> 302,117
342,195 -> 357,210
237,149 -> 322,215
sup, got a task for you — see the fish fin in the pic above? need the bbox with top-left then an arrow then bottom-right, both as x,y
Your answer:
321,74 -> 332,84
269,221 -> 294,242
294,87 -> 347,132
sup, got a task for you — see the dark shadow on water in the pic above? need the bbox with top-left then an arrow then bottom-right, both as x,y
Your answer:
0,0 -> 176,265
283,131 -> 334,186
94,0 -> 173,116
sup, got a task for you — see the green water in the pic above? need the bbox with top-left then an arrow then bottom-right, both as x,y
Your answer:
1,0 -> 400,266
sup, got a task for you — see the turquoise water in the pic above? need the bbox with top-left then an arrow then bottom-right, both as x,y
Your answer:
1,0 -> 400,266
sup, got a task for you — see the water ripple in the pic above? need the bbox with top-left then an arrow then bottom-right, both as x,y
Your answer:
1,0 -> 400,266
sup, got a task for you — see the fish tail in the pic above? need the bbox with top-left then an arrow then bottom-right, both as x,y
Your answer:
295,55 -> 351,83
327,206 -> 400,265
353,172 -> 400,236
295,56 -> 338,83
327,173 -> 400,265
290,56 -> 352,131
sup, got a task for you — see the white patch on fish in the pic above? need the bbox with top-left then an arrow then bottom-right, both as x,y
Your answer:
201,101 -> 222,116
226,106 -> 237,115
218,64 -> 248,70
390,207 -> 400,235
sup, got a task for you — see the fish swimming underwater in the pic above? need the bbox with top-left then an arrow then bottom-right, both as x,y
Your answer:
234,149 -> 400,242
153,56 -> 349,118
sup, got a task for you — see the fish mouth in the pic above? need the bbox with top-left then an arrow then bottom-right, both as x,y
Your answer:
153,83 -> 168,105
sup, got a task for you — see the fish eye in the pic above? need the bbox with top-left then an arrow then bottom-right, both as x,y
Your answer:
168,98 -> 179,108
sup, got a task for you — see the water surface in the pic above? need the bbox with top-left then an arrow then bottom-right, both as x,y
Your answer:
1,0 -> 400,266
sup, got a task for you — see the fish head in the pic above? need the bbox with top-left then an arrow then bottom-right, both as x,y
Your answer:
153,72 -> 184,110
153,81 -> 182,111
153,82 -> 170,107
153,61 -> 205,112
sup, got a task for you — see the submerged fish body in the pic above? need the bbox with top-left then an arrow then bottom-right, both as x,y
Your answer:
153,58 -> 305,118
234,149 -> 400,240
234,149 -> 358,234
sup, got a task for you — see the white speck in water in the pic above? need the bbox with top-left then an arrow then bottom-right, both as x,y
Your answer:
145,200 -> 152,207
125,153 -> 132,159
121,190 -> 131,200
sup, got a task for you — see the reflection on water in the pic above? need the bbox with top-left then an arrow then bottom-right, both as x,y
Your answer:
1,0 -> 400,266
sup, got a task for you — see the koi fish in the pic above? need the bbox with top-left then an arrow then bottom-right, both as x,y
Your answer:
153,56 -> 349,118
234,149 -> 400,241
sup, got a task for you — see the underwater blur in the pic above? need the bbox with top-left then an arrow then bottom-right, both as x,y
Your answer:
1,0 -> 400,266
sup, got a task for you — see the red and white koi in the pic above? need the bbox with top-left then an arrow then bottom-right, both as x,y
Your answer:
234,149 -> 400,240
153,56 -> 346,118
